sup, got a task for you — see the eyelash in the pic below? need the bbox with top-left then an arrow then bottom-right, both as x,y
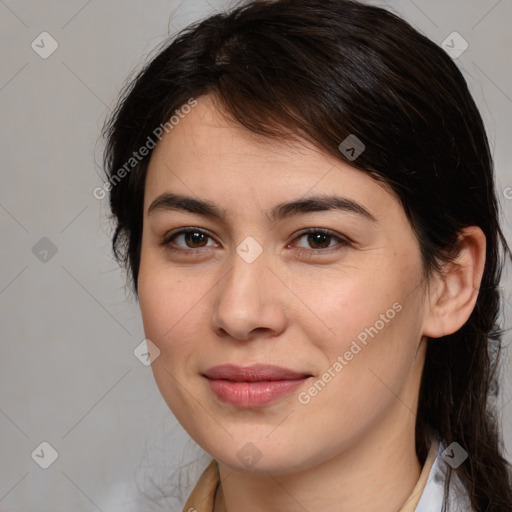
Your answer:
160,227 -> 352,257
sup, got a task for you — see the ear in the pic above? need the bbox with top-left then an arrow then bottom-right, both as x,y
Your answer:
422,226 -> 486,339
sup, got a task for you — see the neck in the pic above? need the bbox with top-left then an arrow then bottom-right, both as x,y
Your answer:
214,408 -> 422,512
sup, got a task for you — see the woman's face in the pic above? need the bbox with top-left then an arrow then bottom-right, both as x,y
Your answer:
138,94 -> 431,473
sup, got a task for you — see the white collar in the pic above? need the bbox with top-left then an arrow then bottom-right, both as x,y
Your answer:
415,441 -> 473,512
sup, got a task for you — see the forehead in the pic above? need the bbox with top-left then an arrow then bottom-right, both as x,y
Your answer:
149,96 -> 331,176
144,95 -> 398,220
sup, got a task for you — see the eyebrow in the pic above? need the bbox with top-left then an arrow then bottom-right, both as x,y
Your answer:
147,192 -> 377,223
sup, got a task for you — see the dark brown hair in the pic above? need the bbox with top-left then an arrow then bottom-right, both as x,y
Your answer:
102,0 -> 512,509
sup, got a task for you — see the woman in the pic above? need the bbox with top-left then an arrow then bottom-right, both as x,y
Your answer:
102,0 -> 512,510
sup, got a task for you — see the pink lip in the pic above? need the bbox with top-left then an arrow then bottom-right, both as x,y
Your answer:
203,364 -> 312,407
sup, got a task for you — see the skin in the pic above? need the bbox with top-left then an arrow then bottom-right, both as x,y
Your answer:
137,94 -> 486,512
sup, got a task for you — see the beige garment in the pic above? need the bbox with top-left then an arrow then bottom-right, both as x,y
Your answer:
182,440 -> 439,512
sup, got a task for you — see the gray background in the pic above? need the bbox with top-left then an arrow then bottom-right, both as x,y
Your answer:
0,1 -> 511,511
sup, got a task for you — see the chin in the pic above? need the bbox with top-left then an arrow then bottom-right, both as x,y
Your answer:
202,435 -> 322,476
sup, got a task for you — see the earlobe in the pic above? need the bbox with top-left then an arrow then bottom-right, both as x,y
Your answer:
422,226 -> 486,339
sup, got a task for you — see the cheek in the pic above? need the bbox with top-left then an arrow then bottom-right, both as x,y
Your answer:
137,254 -> 185,356
296,270 -> 423,419
137,263 -> 207,425
292,264 -> 408,353
137,254 -> 214,372
293,262 -> 423,402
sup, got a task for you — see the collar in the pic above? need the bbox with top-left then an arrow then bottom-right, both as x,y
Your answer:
414,441 -> 473,512
182,439 -> 470,512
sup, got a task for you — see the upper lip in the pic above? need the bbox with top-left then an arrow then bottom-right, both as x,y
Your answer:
203,364 -> 312,382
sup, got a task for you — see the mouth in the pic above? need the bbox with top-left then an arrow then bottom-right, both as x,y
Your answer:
202,364 -> 313,407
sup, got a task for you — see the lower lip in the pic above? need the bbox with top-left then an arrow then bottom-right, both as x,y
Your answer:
206,377 -> 309,407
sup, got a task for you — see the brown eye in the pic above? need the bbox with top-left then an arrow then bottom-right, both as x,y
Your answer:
182,231 -> 209,248
306,232 -> 332,249
163,228 -> 217,251
293,229 -> 350,251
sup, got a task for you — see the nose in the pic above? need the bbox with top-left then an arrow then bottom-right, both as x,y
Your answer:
211,249 -> 288,342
